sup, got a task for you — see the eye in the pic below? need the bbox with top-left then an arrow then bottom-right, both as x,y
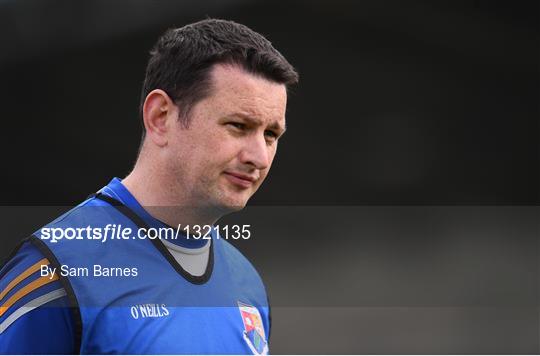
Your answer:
227,122 -> 246,130
264,130 -> 278,141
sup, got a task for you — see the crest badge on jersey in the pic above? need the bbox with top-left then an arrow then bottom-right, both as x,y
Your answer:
237,301 -> 268,355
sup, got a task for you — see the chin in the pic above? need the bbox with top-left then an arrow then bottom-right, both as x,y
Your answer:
215,194 -> 250,213
209,186 -> 253,214
222,200 -> 248,212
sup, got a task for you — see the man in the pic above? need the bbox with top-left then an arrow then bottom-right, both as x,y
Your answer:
0,19 -> 298,354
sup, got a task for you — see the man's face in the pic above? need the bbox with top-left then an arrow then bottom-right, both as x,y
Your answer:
165,64 -> 287,213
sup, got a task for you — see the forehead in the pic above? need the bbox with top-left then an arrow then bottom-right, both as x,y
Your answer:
206,64 -> 287,125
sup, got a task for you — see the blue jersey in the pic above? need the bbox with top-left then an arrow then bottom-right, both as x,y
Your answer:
0,178 -> 270,354
0,240 -> 74,354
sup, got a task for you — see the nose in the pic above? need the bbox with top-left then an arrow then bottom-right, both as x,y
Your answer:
239,134 -> 271,170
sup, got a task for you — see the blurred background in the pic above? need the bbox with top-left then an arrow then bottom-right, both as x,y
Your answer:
0,0 -> 538,353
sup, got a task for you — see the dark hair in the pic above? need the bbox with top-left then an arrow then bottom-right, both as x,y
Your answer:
139,18 -> 298,136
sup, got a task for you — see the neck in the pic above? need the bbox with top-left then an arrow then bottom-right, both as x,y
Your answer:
122,164 -> 220,228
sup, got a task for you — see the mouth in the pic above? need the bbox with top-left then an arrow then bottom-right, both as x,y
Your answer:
223,171 -> 256,189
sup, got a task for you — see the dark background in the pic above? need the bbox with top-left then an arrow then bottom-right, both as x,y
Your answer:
1,0 -> 538,353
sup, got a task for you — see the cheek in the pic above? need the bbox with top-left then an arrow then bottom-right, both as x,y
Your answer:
212,140 -> 243,163
266,148 -> 278,169
196,143 -> 235,174
259,148 -> 277,179
257,166 -> 271,184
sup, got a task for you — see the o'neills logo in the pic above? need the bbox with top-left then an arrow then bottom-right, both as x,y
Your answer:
130,304 -> 169,319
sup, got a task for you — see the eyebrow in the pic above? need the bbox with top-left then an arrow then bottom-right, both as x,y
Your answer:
231,113 -> 287,133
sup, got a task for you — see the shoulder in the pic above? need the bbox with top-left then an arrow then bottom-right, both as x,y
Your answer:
32,196 -> 126,255
0,239 -> 64,302
37,196 -> 115,231
216,238 -> 267,291
218,238 -> 256,270
0,239 -> 68,334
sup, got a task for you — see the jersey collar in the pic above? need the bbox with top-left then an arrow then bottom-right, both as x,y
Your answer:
98,177 -> 208,249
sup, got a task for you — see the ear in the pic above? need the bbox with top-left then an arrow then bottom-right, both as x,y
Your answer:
142,89 -> 178,147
